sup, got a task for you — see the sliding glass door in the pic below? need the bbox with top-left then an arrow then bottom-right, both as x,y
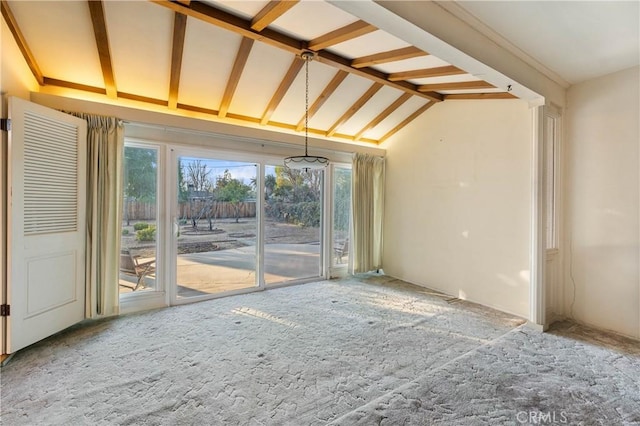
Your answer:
174,154 -> 258,300
120,143 -> 159,294
263,165 -> 323,285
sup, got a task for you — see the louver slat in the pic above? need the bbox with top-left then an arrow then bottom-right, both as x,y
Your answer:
23,111 -> 78,235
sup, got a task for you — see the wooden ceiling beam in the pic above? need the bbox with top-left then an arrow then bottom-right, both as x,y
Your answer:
308,20 -> 376,51
296,70 -> 348,131
261,56 -> 304,125
43,77 -> 106,95
152,0 -> 304,54
378,101 -> 436,143
388,65 -> 466,82
1,1 -> 44,85
251,0 -> 299,32
88,0 -> 117,98
418,81 -> 494,92
353,92 -> 412,141
316,50 -> 442,102
219,37 -> 255,118
151,1 -> 442,102
326,82 -> 383,137
168,13 -> 188,109
444,93 -> 516,100
352,46 -> 427,69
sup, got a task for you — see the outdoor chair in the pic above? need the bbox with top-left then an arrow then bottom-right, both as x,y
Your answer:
119,249 -> 156,291
334,238 -> 349,264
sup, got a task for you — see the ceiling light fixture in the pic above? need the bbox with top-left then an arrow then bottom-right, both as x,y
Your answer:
284,51 -> 329,171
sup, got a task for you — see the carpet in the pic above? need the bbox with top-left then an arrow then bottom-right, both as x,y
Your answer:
1,274 -> 638,425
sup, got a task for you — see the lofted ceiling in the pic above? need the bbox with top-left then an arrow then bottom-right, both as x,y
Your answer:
450,1 -> 640,86
1,0 -> 516,145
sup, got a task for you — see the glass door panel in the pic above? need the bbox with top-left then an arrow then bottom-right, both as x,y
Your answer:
332,166 -> 351,267
120,144 -> 158,294
264,165 -> 322,285
176,156 -> 258,299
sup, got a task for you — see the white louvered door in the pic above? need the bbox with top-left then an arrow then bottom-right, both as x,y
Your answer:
7,97 -> 87,353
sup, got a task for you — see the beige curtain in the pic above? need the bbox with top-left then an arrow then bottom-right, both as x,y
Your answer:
69,113 -> 124,318
352,153 -> 385,273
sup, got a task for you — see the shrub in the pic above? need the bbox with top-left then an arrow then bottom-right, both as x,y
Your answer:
136,225 -> 156,242
121,229 -> 129,235
133,222 -> 150,231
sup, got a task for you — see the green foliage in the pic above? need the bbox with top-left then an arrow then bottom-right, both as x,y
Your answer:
124,146 -> 157,202
177,159 -> 188,203
121,229 -> 129,235
333,168 -> 352,232
265,167 -> 322,227
216,170 -> 253,222
136,225 -> 156,242
133,222 -> 149,231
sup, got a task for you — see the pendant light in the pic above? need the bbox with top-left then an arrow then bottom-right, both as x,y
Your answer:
284,51 -> 329,171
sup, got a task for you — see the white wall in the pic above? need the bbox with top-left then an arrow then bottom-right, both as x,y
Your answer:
2,16 -> 40,355
564,66 -> 640,339
382,100 -> 532,318
1,19 -> 40,102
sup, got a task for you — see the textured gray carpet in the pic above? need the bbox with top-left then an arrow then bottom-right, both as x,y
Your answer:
1,275 -> 638,425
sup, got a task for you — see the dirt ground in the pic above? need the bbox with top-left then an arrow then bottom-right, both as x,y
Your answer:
121,217 -> 322,257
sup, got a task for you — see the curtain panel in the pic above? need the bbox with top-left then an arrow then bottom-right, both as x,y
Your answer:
352,153 -> 385,273
67,112 -> 124,318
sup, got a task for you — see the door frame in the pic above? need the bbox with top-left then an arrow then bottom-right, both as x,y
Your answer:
530,104 -> 563,329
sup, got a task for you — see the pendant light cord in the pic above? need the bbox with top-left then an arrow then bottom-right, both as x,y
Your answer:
304,54 -> 309,156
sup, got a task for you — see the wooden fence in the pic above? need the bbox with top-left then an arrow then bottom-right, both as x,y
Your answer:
123,201 -> 256,221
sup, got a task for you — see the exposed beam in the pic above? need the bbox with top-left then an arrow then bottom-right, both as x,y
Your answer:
261,56 -> 304,125
352,46 -> 427,69
418,81 -> 494,92
88,1 -> 117,98
219,37 -> 255,118
118,92 -> 169,106
443,93 -> 516,100
168,12 -> 188,109
378,101 -> 436,143
43,77 -> 106,95
151,1 -> 441,101
353,93 -> 412,141
388,65 -> 466,82
152,0 -> 303,54
176,0 -> 191,5
326,83 -> 383,138
316,50 -> 442,102
296,70 -> 348,131
308,20 -> 376,51
1,0 -> 44,85
251,0 -> 299,32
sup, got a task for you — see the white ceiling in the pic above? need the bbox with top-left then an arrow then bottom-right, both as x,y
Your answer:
452,1 -> 640,86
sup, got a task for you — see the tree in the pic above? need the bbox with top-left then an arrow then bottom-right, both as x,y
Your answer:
123,147 -> 157,202
177,159 -> 188,204
265,167 -> 322,227
183,160 -> 215,229
184,159 -> 212,192
216,170 -> 252,222
123,146 -> 157,225
333,168 -> 351,233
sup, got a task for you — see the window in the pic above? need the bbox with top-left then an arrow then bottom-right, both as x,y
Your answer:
264,165 -> 323,284
332,166 -> 352,267
120,144 -> 159,293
